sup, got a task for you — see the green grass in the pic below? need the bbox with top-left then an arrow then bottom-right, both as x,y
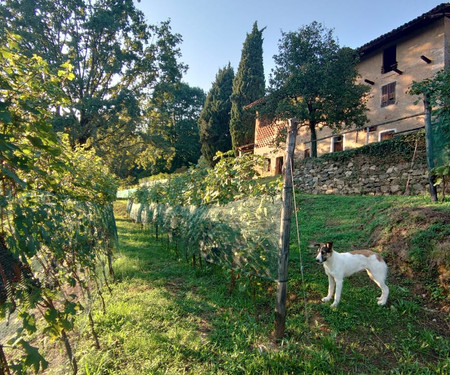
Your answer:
50,196 -> 449,374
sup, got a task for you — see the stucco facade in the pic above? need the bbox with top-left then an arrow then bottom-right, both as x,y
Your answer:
253,4 -> 450,175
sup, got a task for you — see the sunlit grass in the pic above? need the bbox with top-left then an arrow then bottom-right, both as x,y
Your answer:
66,197 -> 450,374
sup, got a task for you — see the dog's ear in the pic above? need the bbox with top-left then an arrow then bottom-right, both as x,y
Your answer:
326,242 -> 333,250
314,243 -> 321,248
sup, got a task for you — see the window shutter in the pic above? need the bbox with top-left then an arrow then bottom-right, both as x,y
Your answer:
381,85 -> 388,107
388,82 -> 396,105
381,82 -> 396,107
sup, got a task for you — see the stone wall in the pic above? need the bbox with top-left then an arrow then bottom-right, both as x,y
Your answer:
293,133 -> 429,196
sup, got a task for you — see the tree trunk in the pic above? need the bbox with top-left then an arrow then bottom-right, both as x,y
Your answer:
274,118 -> 298,340
309,122 -> 317,158
423,94 -> 438,202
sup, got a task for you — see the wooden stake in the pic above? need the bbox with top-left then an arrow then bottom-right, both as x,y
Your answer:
274,118 -> 298,340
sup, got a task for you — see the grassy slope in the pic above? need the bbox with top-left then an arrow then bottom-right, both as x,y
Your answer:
68,196 -> 449,375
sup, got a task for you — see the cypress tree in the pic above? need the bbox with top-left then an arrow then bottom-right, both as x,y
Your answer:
198,64 -> 234,166
230,22 -> 265,153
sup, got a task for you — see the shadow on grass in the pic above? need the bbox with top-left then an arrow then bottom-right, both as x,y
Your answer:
88,199 -> 450,375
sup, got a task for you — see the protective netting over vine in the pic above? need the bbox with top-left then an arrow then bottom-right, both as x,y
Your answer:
431,117 -> 450,167
128,195 -> 282,280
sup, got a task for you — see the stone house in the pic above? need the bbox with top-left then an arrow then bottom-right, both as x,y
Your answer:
251,3 -> 450,175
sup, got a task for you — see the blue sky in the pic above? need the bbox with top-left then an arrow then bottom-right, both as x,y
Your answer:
135,0 -> 444,92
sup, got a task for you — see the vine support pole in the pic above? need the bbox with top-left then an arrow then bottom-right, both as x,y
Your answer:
274,118 -> 298,340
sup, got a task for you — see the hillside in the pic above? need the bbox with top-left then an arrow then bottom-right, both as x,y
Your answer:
296,195 -> 449,311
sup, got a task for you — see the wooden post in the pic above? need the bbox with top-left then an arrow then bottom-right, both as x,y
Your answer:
274,118 -> 298,340
423,94 -> 438,202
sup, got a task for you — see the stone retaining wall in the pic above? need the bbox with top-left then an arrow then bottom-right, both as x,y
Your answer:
293,134 -> 429,195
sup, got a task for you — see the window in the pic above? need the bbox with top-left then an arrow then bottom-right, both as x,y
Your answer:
381,82 -> 396,107
332,135 -> 344,152
382,45 -> 397,74
379,129 -> 396,141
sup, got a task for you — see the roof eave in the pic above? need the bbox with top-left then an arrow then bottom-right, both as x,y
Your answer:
357,3 -> 450,57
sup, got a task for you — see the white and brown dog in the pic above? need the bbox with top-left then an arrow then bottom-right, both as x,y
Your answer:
315,242 -> 389,307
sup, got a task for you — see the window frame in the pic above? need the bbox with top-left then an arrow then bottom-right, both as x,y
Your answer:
379,129 -> 397,141
331,135 -> 345,153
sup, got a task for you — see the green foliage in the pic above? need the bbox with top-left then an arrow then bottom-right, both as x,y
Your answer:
0,34 -> 118,374
129,152 -> 282,279
9,340 -> 49,374
409,222 -> 450,272
319,130 -> 426,164
261,22 -> 369,157
130,196 -> 282,280
198,64 -> 235,167
203,151 -> 277,204
410,69 -> 450,124
0,0 -> 187,180
410,69 -> 450,168
410,69 -> 450,200
230,22 -> 265,151
431,164 -> 449,201
139,82 -> 206,177
133,151 -> 280,207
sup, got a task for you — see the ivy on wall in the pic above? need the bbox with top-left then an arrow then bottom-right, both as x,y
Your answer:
316,131 -> 426,164
293,131 -> 429,196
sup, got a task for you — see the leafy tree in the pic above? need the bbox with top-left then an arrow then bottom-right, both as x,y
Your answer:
230,22 -> 265,152
170,84 -> 206,170
119,82 -> 205,182
262,22 -> 369,157
0,0 -> 187,178
198,64 -> 234,166
142,82 -> 205,175
410,69 -> 450,165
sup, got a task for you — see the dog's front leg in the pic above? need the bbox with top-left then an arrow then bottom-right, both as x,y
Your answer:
322,274 -> 335,302
331,279 -> 343,308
